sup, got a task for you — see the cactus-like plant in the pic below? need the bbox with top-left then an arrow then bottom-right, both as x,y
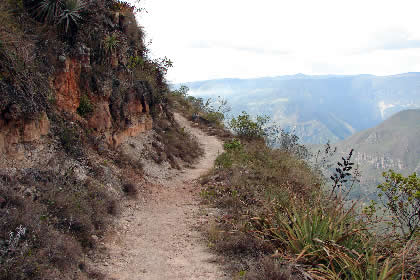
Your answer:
104,33 -> 120,55
58,0 -> 87,34
35,0 -> 63,24
33,0 -> 86,34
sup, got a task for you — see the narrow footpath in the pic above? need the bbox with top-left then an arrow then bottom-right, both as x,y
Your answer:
98,113 -> 227,280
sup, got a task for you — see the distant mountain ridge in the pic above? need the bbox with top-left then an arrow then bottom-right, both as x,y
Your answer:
181,73 -> 420,144
328,109 -> 420,199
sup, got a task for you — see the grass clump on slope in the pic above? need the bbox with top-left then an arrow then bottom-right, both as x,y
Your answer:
201,137 -> 419,279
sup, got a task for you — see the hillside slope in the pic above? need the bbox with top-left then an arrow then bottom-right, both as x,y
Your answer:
0,1 -> 205,279
331,109 -> 420,198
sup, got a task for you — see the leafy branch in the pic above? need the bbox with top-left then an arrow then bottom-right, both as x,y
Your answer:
330,149 -> 356,198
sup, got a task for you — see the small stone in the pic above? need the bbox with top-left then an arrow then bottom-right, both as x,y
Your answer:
58,55 -> 66,63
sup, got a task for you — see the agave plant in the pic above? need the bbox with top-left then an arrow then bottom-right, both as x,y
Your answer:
35,0 -> 64,24
58,0 -> 87,34
104,33 -> 120,55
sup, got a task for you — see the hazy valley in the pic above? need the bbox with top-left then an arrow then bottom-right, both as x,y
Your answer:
184,73 -> 420,144
182,75 -> 420,199
317,109 -> 420,199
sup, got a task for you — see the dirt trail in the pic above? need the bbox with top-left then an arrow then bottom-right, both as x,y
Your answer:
98,113 -> 227,280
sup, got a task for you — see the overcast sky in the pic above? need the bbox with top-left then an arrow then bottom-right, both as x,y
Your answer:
133,0 -> 420,83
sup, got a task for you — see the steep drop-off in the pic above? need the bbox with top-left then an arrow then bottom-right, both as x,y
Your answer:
327,109 -> 420,199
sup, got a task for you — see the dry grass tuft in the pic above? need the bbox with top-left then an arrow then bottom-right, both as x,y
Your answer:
246,258 -> 296,280
0,166 -> 117,280
122,183 -> 138,197
154,118 -> 204,166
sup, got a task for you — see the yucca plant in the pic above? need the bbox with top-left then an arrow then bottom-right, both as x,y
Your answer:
252,198 -> 371,269
272,202 -> 364,257
58,0 -> 86,34
35,0 -> 64,24
252,196 -> 409,279
310,247 -> 402,280
104,33 -> 120,55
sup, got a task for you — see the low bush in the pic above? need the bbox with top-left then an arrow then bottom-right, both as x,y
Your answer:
0,165 -> 117,280
77,94 -> 93,117
0,168 -> 117,280
229,111 -> 269,140
168,86 -> 231,129
376,170 -> 420,239
27,169 -> 116,247
246,258 -> 294,280
113,150 -> 144,173
155,119 -> 204,165
224,138 -> 242,152
201,139 -> 419,279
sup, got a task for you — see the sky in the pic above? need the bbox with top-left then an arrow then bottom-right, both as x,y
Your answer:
131,0 -> 420,83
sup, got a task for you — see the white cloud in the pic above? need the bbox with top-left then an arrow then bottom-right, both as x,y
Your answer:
131,0 -> 420,83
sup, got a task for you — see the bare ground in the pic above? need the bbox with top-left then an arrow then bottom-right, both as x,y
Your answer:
96,113 -> 227,280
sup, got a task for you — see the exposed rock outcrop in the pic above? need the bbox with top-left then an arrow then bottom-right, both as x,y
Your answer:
52,58 -> 83,113
0,112 -> 50,155
1,52 -> 156,155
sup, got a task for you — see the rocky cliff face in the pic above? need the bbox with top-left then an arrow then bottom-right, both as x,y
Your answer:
0,0 -> 167,158
353,152 -> 405,171
50,51 -> 155,149
1,50 -> 155,156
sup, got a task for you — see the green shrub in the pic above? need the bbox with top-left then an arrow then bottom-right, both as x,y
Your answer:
172,85 -> 189,97
77,94 -> 93,117
109,0 -> 135,12
104,33 -> 120,55
224,138 -> 242,152
377,170 -> 420,239
127,55 -> 144,70
265,125 -> 309,159
215,152 -> 233,169
229,111 -> 269,140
